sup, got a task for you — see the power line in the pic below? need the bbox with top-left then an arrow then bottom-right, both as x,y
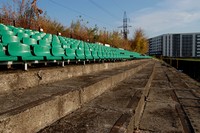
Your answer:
111,1 -> 124,12
49,0 -> 115,28
88,0 -> 121,21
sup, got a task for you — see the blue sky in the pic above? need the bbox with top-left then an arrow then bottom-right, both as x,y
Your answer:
1,0 -> 200,38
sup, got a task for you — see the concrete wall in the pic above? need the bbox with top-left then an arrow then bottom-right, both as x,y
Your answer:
0,60 -> 147,94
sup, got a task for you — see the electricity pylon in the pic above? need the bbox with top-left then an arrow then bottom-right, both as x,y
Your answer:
118,11 -> 131,39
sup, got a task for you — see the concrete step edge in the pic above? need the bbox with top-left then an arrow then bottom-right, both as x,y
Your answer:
0,60 -> 149,95
0,61 -> 151,133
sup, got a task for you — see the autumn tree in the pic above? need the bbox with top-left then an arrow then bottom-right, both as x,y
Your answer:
131,28 -> 148,54
0,0 -> 43,29
110,31 -> 121,47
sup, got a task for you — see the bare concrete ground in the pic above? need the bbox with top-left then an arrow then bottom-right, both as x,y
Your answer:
139,63 -> 183,133
38,61 -> 200,133
140,62 -> 200,133
38,62 -> 155,133
165,65 -> 200,133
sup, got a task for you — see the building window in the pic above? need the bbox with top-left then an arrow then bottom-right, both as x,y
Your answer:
182,35 -> 193,57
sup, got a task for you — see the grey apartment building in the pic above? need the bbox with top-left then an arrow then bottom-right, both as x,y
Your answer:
149,33 -> 200,57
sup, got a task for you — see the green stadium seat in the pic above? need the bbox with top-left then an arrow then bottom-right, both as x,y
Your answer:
51,41 -> 61,47
64,48 -> 76,60
0,24 -> 9,31
51,47 -> 65,60
120,51 -> 130,59
38,39 -> 51,47
0,43 -> 18,61
17,32 -> 29,39
42,34 -> 52,41
22,37 -> 38,46
52,35 -> 60,42
25,30 -> 35,36
102,51 -> 109,59
97,51 -> 104,59
0,30 -> 15,37
75,49 -> 85,60
2,35 -> 21,46
91,51 -> 99,60
84,43 -> 89,48
71,43 -> 78,50
85,50 -> 93,60
8,43 -> 43,61
38,32 -> 46,38
7,25 -> 15,30
0,23 -> 143,67
42,37 -> 52,43
112,52 -> 118,59
62,44 -> 70,49
78,44 -> 84,49
33,45 -> 60,60
58,36 -> 67,44
13,28 -> 23,35
33,31 -> 40,34
108,52 -> 113,59
31,35 -> 41,40
60,41 -> 68,46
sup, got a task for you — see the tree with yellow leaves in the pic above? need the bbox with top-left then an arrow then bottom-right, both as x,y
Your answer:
131,28 -> 148,54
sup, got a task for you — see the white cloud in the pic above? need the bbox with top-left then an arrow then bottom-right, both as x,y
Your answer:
130,0 -> 200,38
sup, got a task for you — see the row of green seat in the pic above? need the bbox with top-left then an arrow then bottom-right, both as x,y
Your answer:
0,42 -> 130,61
0,23 -> 151,69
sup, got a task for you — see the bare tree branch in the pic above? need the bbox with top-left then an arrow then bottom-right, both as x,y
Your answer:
31,0 -> 43,18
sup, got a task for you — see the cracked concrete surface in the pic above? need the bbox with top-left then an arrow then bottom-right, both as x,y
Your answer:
39,61 -> 200,133
0,59 -> 199,133
38,62 -> 155,133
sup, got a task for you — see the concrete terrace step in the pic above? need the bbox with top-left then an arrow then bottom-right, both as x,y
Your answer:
0,59 -> 152,133
0,60 -> 146,94
39,61 -> 200,133
38,61 -> 155,133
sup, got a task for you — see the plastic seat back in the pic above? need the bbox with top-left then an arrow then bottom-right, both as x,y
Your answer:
39,39 -> 51,47
52,41 -> 61,47
17,32 -> 29,39
0,24 -> 9,31
31,35 -> 41,40
97,51 -> 104,59
25,31 -> 34,36
34,45 -> 51,56
75,49 -> 85,60
23,37 -> 38,46
0,43 -> 5,56
85,50 -> 93,60
0,43 -> 18,61
8,43 -> 32,57
65,48 -> 76,59
62,44 -> 70,49
13,28 -> 23,34
51,47 -> 65,56
71,43 -> 78,50
2,35 -> 20,45
91,51 -> 99,59
0,30 -> 15,37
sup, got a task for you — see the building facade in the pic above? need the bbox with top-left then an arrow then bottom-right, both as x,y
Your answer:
149,33 -> 200,57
